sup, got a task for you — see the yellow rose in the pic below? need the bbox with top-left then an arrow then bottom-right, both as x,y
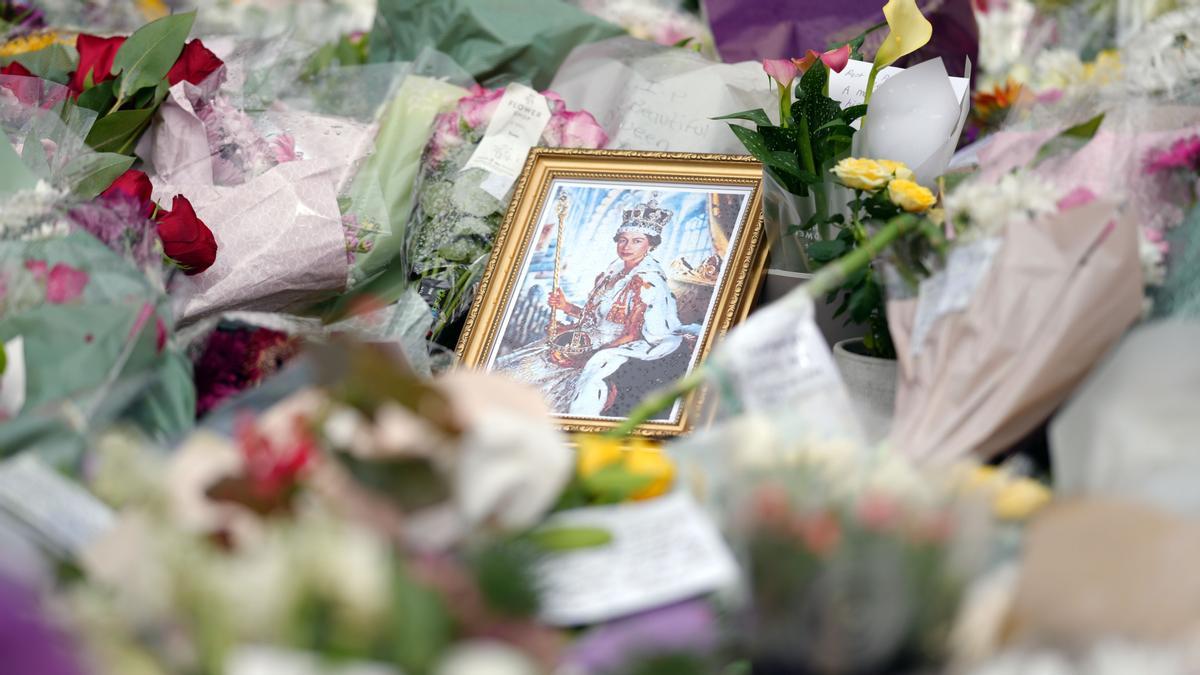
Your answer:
992,479 -> 1053,521
887,178 -> 937,213
623,445 -> 676,501
878,159 -> 915,182
831,158 -> 893,191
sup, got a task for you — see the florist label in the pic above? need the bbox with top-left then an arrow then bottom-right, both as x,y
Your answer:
536,492 -> 738,626
462,83 -> 551,199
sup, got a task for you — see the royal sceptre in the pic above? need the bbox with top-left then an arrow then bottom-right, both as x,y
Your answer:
548,191 -> 569,341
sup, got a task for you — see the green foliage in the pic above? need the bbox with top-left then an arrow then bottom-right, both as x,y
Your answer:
0,134 -> 38,197
4,43 -> 75,81
83,106 -> 156,154
471,539 -> 543,618
1033,113 -> 1106,166
386,559 -> 453,675
75,79 -> 117,114
302,33 -> 371,81
580,464 -> 654,504
528,526 -> 613,551
110,11 -> 195,101
62,152 -> 136,199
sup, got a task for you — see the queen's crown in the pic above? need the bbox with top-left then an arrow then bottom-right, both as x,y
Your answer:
619,197 -> 673,238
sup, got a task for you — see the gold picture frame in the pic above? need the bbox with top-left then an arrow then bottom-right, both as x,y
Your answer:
456,149 -> 767,437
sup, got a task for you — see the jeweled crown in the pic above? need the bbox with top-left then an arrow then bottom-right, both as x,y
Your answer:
618,196 -> 673,238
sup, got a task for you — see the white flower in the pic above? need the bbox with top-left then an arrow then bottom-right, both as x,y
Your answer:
1122,7 -> 1200,97
435,641 -> 540,675
1032,49 -> 1087,91
453,410 -> 572,532
975,0 -> 1037,76
945,172 -> 1060,239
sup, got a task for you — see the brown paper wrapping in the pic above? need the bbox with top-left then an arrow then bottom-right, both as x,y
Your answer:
888,199 -> 1143,463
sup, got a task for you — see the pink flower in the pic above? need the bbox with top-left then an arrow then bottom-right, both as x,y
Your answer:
820,45 -> 851,73
856,493 -> 901,531
541,90 -> 567,115
1056,186 -> 1096,211
24,259 -> 47,282
545,109 -> 608,149
44,263 -> 88,304
792,46 -> 852,75
129,303 -> 167,353
1146,135 -> 1200,175
271,134 -> 300,164
1144,227 -> 1170,256
458,85 -> 505,129
762,58 -> 799,88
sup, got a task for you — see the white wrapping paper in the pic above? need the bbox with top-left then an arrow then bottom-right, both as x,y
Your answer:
159,159 -> 351,324
548,36 -> 775,154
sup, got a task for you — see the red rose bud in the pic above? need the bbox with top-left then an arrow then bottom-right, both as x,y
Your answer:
68,34 -> 126,96
155,195 -> 217,275
100,169 -> 155,218
166,39 -> 224,87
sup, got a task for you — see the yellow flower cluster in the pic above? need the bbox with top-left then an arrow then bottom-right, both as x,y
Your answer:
831,157 -> 936,213
0,31 -> 74,58
963,466 -> 1053,521
575,435 -> 675,501
832,157 -> 911,191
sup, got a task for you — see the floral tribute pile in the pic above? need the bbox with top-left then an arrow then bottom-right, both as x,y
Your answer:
0,0 -> 1199,674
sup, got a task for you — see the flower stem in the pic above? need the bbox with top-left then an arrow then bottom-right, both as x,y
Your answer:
607,213 -> 921,437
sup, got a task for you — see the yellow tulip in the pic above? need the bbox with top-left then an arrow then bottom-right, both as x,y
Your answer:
874,0 -> 934,70
574,434 -> 624,478
623,446 -> 676,501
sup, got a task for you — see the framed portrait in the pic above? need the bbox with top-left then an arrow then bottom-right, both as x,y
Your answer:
456,149 -> 767,437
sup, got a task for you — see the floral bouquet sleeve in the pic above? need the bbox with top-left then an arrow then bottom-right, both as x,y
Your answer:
406,84 -> 608,340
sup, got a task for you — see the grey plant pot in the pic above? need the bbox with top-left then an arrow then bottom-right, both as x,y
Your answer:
760,270 -> 863,348
832,337 -> 898,444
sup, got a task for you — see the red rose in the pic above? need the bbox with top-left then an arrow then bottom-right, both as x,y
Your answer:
155,195 -> 217,275
1,61 -> 32,77
100,169 -> 155,217
68,34 -> 126,96
1,61 -> 40,107
166,39 -> 224,87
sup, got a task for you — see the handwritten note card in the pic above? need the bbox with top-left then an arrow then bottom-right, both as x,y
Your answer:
537,492 -> 739,626
830,59 -> 970,111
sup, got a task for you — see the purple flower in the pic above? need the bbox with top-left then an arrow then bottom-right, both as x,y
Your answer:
1146,135 -> 1200,175
567,599 -> 719,674
1,2 -> 46,35
0,574 -> 86,675
67,198 -> 159,270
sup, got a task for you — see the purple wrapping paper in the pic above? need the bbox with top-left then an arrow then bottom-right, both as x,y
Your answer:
702,0 -> 978,78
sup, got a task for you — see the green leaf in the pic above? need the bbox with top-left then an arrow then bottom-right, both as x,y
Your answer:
387,559 -> 452,674
807,239 -> 849,263
472,540 -> 542,617
841,104 -> 869,124
84,107 -> 156,154
63,152 -> 135,199
0,135 -> 37,197
712,108 -> 772,127
530,526 -> 613,551
75,79 -> 116,114
1033,113 -> 1105,166
797,62 -> 829,100
0,343 -> 6,377
582,465 -> 654,503
111,11 -> 196,101
20,130 -> 51,180
4,43 -> 75,80
848,280 -> 881,323
727,124 -> 772,163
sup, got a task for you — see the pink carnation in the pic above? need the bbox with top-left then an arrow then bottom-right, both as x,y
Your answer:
1146,135 -> 1200,175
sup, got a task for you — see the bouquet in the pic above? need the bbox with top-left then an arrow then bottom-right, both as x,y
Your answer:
406,84 -> 607,340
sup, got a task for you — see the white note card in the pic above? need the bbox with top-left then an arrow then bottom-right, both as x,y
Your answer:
829,59 -> 970,110
463,83 -> 551,199
0,454 -> 116,558
536,492 -> 738,626
909,238 -> 1001,357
